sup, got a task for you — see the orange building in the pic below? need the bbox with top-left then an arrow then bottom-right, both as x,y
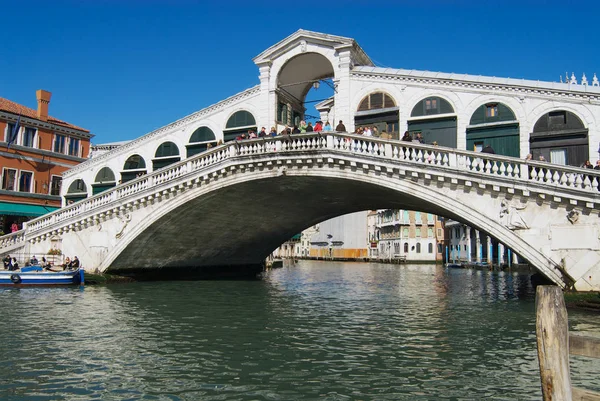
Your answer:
0,90 -> 93,234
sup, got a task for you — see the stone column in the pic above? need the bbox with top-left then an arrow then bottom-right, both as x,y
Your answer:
334,49 -> 352,132
466,226 -> 472,262
258,62 -> 273,129
499,243 -> 505,265
475,230 -> 481,262
487,236 -> 493,264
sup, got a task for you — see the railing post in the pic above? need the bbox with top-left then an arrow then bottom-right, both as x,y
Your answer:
448,152 -> 458,168
520,162 -> 530,180
536,285 -> 572,401
326,134 -> 334,149
384,143 -> 393,159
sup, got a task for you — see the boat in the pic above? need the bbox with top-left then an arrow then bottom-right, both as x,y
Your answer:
445,263 -> 463,269
0,266 -> 84,286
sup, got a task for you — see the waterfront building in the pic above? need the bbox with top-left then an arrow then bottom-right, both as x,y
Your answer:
371,209 -> 444,262
307,211 -> 369,259
0,90 -> 92,234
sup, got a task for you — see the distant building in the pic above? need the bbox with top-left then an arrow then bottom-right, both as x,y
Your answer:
0,90 -> 92,234
371,209 -> 444,262
308,211 -> 369,259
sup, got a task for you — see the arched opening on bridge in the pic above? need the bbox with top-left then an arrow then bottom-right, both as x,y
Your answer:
121,154 -> 147,183
65,179 -> 87,204
467,103 -> 519,157
276,52 -> 335,130
223,111 -> 257,142
187,126 -> 217,157
354,92 -> 399,139
153,142 -> 181,171
408,97 -> 457,147
92,167 -> 116,195
530,110 -> 588,166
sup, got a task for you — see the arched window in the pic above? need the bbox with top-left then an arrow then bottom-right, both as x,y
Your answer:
121,154 -> 147,183
416,243 -> 421,254
357,92 -> 396,112
223,110 -> 257,142
153,142 -> 181,171
355,92 -> 399,139
92,167 -> 116,195
531,110 -> 588,166
404,242 -> 409,253
408,97 -> 457,147
467,103 -> 519,157
65,179 -> 87,203
187,126 -> 217,157
428,243 -> 433,253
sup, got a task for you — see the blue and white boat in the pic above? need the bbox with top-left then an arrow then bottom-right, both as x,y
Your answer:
0,267 -> 84,286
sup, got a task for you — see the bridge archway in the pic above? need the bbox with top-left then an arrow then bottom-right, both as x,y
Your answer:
153,141 -> 181,171
275,52 -> 335,127
354,91 -> 399,139
408,96 -> 457,147
531,110 -> 588,166
467,102 -> 519,157
92,167 -> 116,195
121,154 -> 147,183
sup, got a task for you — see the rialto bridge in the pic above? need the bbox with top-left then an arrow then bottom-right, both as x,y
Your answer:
1,30 -> 600,289
1,133 -> 600,291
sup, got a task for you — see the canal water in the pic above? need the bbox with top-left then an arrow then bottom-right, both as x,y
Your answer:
1,261 -> 599,400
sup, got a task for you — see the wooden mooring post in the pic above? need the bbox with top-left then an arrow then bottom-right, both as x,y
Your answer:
536,285 -> 600,401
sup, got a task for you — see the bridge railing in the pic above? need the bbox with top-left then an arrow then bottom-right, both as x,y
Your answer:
3,132 -> 600,252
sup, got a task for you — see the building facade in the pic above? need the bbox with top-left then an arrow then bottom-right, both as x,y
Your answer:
0,90 -> 92,234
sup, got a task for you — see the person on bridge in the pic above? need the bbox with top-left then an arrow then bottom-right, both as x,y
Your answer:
258,127 -> 267,137
306,122 -> 314,132
323,121 -> 332,132
11,222 -> 18,233
401,131 -> 412,142
583,160 -> 593,169
595,160 -> 600,170
314,121 -> 323,132
335,120 -> 346,132
269,127 -> 277,137
481,144 -> 495,154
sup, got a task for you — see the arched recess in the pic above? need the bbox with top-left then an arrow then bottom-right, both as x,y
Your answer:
223,110 -> 257,142
354,92 -> 399,139
153,141 -> 181,171
467,103 -> 519,157
121,154 -> 147,183
187,126 -> 217,157
65,179 -> 87,204
531,110 -> 588,166
408,96 -> 457,147
92,167 -> 116,195
276,52 -> 335,127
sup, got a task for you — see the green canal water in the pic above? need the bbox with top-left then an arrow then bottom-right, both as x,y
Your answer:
1,261 -> 599,400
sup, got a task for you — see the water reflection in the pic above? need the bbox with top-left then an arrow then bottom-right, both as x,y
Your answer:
0,261 -> 598,400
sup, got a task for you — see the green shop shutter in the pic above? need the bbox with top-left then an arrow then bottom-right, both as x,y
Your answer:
0,201 -> 59,217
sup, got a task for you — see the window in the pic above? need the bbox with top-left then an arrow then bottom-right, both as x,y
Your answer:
415,211 -> 421,223
50,176 -> 62,196
425,99 -> 437,110
428,227 -> 434,238
277,102 -> 288,124
357,92 -> 396,112
402,227 -> 409,238
416,228 -> 421,238
437,228 -> 443,238
5,122 -> 16,141
437,244 -> 442,253
548,111 -> 566,126
2,168 -> 17,190
404,243 -> 409,253
19,171 -> 33,192
23,127 -> 36,147
394,243 -> 400,254
485,104 -> 498,118
416,243 -> 421,253
68,138 -> 80,156
428,243 -> 433,253
54,134 -> 66,154
550,149 -> 567,165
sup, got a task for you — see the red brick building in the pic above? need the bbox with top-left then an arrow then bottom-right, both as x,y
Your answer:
0,90 -> 93,234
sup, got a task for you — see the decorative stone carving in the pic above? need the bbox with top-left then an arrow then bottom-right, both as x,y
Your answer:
500,200 -> 529,230
567,210 -> 579,224
593,73 -> 599,87
581,73 -> 588,86
570,72 -> 578,84
300,40 -> 307,53
115,213 -> 132,239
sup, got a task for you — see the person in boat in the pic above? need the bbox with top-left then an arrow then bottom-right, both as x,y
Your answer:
30,255 -> 39,265
10,257 -> 19,271
61,257 -> 71,270
2,254 -> 10,270
70,256 -> 80,269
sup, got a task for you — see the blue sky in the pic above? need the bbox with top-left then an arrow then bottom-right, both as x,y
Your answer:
1,0 -> 599,144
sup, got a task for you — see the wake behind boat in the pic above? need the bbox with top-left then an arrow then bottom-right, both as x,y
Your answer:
0,267 -> 84,286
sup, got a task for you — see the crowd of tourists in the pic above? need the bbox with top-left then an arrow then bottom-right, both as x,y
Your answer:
2,254 -> 80,271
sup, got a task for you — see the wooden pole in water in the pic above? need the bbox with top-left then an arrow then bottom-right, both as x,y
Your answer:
536,285 -> 572,401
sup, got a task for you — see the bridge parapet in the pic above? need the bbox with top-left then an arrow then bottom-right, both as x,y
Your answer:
2,133 -> 600,279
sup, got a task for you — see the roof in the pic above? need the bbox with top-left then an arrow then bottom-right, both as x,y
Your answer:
0,96 -> 90,133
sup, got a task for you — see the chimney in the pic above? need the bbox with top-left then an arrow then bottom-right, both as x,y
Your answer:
36,89 -> 52,121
